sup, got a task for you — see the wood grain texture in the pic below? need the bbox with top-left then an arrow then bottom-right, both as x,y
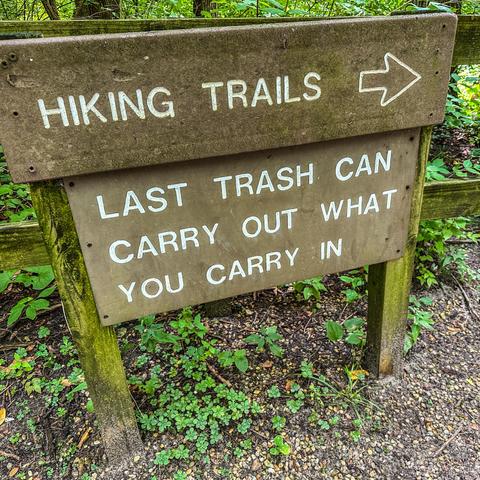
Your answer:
365,127 -> 432,378
0,15 -> 456,182
0,220 -> 49,270
0,15 -> 476,66
28,181 -> 143,464
421,178 -> 480,220
453,15 -> 480,65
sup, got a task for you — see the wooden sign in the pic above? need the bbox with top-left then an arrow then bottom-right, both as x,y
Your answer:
0,14 -> 456,182
65,129 -> 419,326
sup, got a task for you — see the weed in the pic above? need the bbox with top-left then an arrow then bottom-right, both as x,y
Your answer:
269,435 -> 291,456
267,385 -> 281,398
244,325 -> 284,357
324,317 -> 366,346
339,268 -> 367,303
272,415 -> 286,431
132,308 -> 260,464
416,217 -> 478,287
404,295 -> 434,353
292,276 -> 327,304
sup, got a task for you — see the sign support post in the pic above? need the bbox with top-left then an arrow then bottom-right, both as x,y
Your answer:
29,180 -> 144,463
365,126 -> 432,377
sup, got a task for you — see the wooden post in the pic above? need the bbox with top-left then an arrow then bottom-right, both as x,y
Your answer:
29,180 -> 143,464
365,127 -> 433,378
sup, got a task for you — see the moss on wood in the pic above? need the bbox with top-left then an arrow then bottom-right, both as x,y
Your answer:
0,220 -> 49,270
365,127 -> 433,378
421,179 -> 480,220
29,181 -> 143,464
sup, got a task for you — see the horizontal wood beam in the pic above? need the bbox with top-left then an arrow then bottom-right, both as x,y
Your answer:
421,178 -> 480,220
0,220 -> 49,270
0,15 -> 477,65
452,15 -> 480,65
1,178 -> 478,271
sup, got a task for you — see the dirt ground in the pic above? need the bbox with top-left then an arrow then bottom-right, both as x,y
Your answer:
0,244 -> 479,480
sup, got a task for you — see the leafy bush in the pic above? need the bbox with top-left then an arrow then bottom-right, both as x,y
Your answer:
416,217 -> 478,287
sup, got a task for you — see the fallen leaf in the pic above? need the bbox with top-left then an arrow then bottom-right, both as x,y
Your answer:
285,379 -> 294,392
9,467 -> 19,478
262,360 -> 273,369
447,326 -> 463,335
78,427 -> 92,448
61,378 -> 73,387
0,407 -> 6,426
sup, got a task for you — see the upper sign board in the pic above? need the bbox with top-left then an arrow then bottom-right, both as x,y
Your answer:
66,128 -> 418,326
0,14 -> 456,182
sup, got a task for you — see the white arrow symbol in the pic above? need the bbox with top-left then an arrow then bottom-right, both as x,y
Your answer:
359,52 -> 422,107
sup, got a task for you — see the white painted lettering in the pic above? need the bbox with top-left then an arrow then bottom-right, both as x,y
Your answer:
38,97 -> 69,129
109,240 -> 134,264
202,81 -> 224,111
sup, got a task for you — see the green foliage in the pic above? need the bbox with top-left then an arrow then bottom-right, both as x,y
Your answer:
217,349 -> 249,373
426,156 -> 480,182
243,325 -> 284,357
339,269 -> 367,303
444,70 -> 480,130
269,435 -> 291,456
267,385 -> 281,398
299,360 -> 375,435
271,415 -> 286,431
132,308 -> 260,463
324,317 -> 366,346
416,217 -> 478,287
2,266 -> 56,327
406,1 -> 453,13
426,157 -> 451,182
0,149 -> 34,223
292,276 -> 327,302
404,295 -> 434,353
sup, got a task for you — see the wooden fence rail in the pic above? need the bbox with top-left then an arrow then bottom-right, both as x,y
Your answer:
0,14 -> 479,64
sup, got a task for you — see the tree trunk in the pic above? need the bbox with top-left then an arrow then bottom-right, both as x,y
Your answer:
193,0 -> 216,17
74,0 -> 122,19
41,0 -> 60,20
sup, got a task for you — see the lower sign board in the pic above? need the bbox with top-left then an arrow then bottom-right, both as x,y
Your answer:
66,128 -> 419,326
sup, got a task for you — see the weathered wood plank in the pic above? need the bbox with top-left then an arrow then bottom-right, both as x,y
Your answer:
1,16 -> 455,183
28,180 -> 144,464
421,178 -> 480,220
0,15 -> 477,65
0,17 -> 325,37
365,127 -> 432,378
0,220 -> 49,270
452,15 -> 480,65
